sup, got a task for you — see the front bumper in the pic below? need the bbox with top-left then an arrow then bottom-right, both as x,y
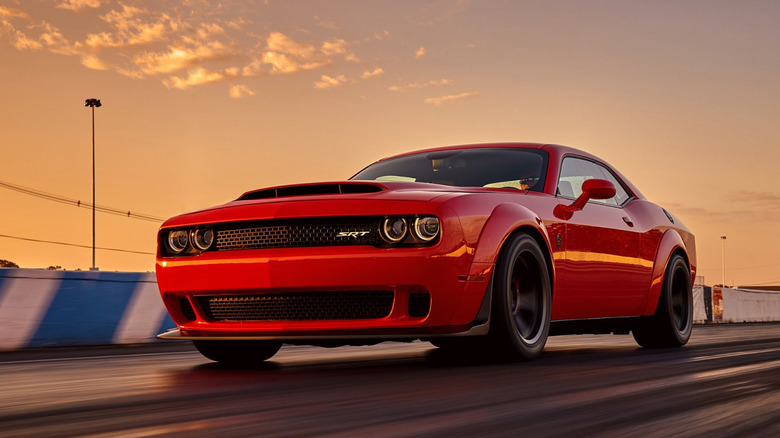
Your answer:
156,244 -> 493,338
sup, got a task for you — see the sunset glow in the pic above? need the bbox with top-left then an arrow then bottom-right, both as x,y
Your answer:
2,0 -> 779,286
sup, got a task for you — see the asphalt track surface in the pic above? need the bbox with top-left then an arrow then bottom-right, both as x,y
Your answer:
1,324 -> 778,437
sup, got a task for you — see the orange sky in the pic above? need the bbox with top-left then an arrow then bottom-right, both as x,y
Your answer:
1,0 -> 779,286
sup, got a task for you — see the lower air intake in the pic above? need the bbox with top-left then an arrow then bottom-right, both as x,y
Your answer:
180,298 -> 197,321
408,293 -> 431,318
198,291 -> 395,321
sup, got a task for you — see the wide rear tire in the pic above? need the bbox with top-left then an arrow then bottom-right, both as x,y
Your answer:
193,340 -> 282,365
488,232 -> 552,360
632,254 -> 693,348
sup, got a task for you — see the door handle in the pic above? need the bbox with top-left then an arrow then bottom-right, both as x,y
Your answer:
622,216 -> 634,227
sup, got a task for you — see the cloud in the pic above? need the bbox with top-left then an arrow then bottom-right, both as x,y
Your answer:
662,200 -> 779,223
0,6 -> 30,19
262,50 -> 323,73
321,38 -> 345,55
114,67 -> 144,79
0,6 -> 43,51
85,5 -> 173,49
415,46 -> 425,59
372,30 -> 390,40
163,67 -> 239,90
197,23 -> 225,39
0,8 -> 41,50
315,16 -> 339,30
261,32 -> 360,74
314,74 -> 348,89
56,0 -> 102,12
262,32 -> 331,73
321,38 -> 358,61
40,23 -> 82,55
134,41 -> 229,75
266,32 -> 315,58
1,4 -> 394,94
424,91 -> 479,106
388,79 -> 452,92
81,55 -> 108,70
361,68 -> 383,79
240,59 -> 265,77
662,204 -> 730,220
229,84 -> 254,98
730,190 -> 780,203
9,29 -> 42,50
223,17 -> 251,31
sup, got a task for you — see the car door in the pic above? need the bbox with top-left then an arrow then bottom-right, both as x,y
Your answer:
552,156 -> 649,320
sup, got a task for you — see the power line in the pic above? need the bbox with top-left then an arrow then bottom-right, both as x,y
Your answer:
0,233 -> 155,256
0,179 -> 165,222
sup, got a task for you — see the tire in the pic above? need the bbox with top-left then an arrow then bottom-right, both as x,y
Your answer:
193,340 -> 282,365
488,232 -> 552,360
632,254 -> 693,348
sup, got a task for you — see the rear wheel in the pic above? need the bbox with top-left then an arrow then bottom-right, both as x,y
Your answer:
632,254 -> 693,348
488,232 -> 552,360
193,340 -> 282,365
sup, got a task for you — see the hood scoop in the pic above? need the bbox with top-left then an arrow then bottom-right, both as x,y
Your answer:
237,182 -> 384,201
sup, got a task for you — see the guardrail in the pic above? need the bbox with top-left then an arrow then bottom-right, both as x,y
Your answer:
0,268 -> 173,351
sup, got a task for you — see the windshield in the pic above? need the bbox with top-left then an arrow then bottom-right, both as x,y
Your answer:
350,148 -> 548,192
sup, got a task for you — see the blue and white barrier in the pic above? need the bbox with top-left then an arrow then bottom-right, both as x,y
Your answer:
0,268 -> 173,351
1,268 -> 778,351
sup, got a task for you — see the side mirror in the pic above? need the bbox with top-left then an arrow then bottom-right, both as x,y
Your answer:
554,179 -> 616,220
581,179 -> 616,202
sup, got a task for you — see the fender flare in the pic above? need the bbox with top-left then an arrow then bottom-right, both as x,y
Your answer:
471,203 -> 556,282
641,229 -> 691,316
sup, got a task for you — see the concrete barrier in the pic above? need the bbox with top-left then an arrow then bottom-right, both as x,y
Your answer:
693,285 -> 708,323
713,287 -> 780,323
0,268 -> 173,351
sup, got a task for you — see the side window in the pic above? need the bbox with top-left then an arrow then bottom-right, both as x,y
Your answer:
557,157 -> 631,207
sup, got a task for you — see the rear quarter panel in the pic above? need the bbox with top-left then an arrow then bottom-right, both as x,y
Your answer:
624,199 -> 697,316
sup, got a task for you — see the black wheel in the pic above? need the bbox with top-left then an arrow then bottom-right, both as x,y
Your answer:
488,232 -> 552,360
632,254 -> 693,348
193,340 -> 282,365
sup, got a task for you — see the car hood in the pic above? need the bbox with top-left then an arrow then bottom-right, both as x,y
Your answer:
162,181 -> 528,227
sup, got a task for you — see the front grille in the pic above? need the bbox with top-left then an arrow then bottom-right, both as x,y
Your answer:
215,220 -> 379,251
198,291 -> 395,321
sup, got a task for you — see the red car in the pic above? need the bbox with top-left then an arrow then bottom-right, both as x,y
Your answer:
156,143 -> 696,363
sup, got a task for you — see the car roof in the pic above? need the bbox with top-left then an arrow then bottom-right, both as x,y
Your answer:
377,142 -> 597,161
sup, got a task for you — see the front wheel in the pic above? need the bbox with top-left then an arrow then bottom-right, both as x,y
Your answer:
632,254 -> 693,348
488,232 -> 552,360
193,340 -> 282,365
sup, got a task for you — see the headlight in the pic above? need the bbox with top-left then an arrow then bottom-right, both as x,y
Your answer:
412,217 -> 440,242
167,230 -> 189,254
381,217 -> 407,243
191,228 -> 214,251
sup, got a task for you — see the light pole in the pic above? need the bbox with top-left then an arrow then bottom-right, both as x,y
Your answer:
720,235 -> 727,287
85,98 -> 102,271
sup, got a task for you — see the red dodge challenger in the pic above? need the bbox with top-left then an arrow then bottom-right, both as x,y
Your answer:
156,143 -> 696,363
